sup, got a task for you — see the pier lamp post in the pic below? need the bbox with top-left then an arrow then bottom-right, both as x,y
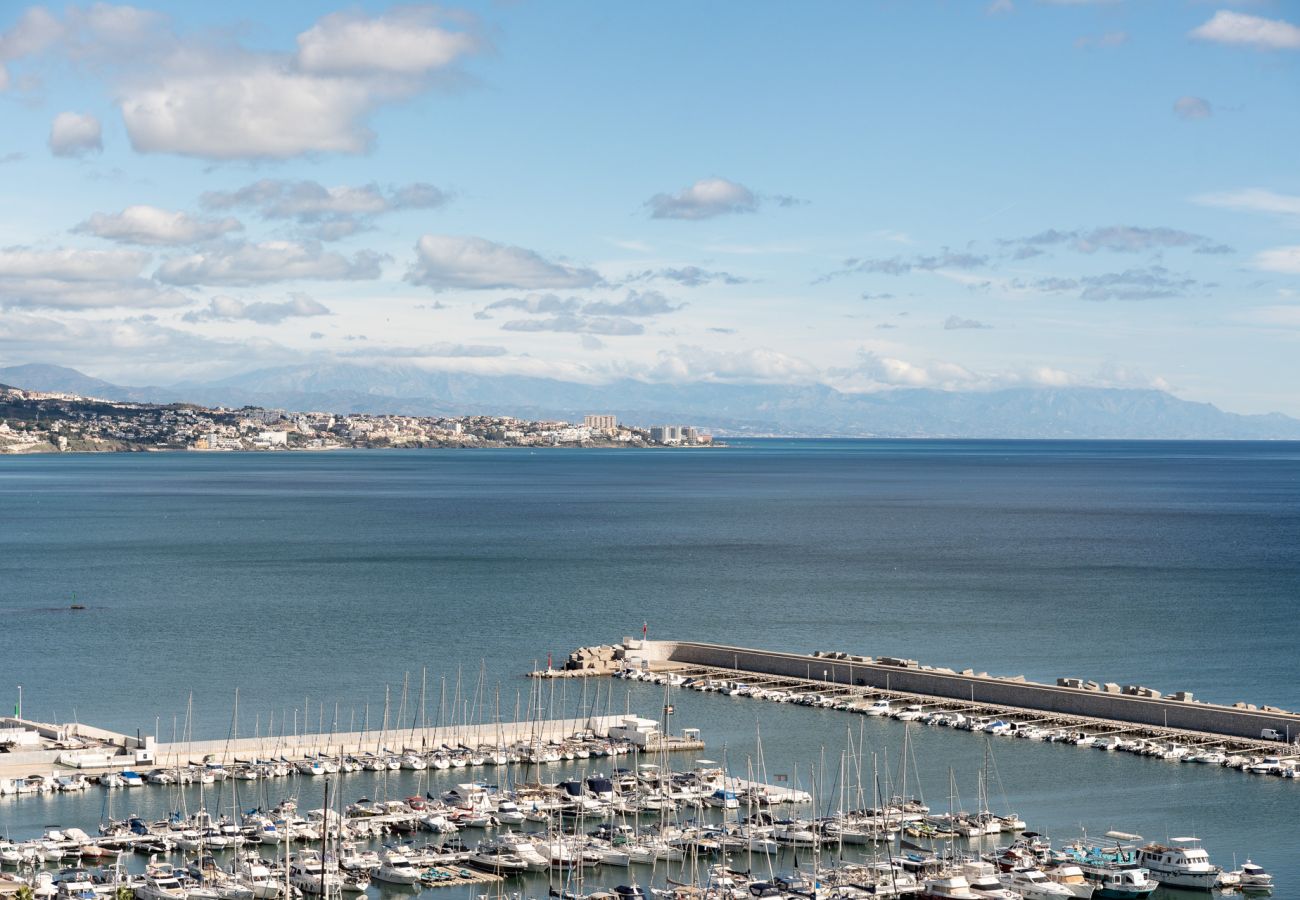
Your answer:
15,685 -> 20,719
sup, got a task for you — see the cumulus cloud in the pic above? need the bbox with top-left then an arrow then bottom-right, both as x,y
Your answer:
486,289 -> 681,336
201,179 -> 449,239
75,205 -> 243,246
49,111 -> 102,157
406,235 -> 602,291
944,315 -> 992,330
7,6 -> 486,160
625,266 -> 749,287
486,293 -> 580,315
0,246 -> 188,309
121,62 -> 389,159
1254,246 -> 1300,275
1194,189 -> 1300,217
296,7 -> 481,75
1006,225 -> 1231,255
1190,11 -> 1300,50
646,178 -> 760,220
155,241 -> 384,286
183,292 -> 330,324
582,290 -> 682,317
1173,96 -> 1212,120
647,344 -> 819,383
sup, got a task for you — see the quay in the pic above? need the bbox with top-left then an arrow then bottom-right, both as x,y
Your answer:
539,638 -> 1300,760
0,712 -> 705,790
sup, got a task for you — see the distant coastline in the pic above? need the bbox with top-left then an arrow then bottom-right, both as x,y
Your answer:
0,384 -> 719,455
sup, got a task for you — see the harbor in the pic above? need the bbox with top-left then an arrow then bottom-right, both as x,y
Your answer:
533,639 -> 1300,778
0,712 -> 705,795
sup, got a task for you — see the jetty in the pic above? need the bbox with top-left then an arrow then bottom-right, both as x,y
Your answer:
0,711 -> 704,790
537,638 -> 1300,764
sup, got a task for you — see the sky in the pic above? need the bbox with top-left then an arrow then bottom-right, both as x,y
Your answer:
0,1 -> 1297,415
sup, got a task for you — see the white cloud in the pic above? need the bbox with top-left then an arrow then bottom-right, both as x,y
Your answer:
1173,96 -> 1212,120
501,315 -> 643,336
0,247 -> 148,281
183,292 -> 330,324
200,179 -> 449,239
406,235 -> 602,291
0,310 -> 282,373
120,63 -> 387,159
75,205 -> 243,245
0,247 -> 188,309
296,7 -> 481,75
1254,246 -> 1300,275
1190,11 -> 1300,50
1194,188 -> 1300,217
49,111 -> 102,157
0,7 -> 63,60
986,0 -> 1014,15
647,345 -> 819,383
0,8 -> 476,162
155,241 -> 384,286
647,178 -> 759,220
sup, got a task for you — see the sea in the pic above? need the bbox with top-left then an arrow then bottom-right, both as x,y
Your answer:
2,440 -> 1299,896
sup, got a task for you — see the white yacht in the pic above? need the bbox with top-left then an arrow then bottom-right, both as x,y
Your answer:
962,862 -> 1024,899
1040,864 -> 1095,898
371,851 -> 421,885
230,854 -> 281,899
922,873 -> 981,899
998,868 -> 1075,900
1135,838 -> 1221,890
134,866 -> 187,900
1237,861 -> 1274,892
288,853 -> 343,895
864,699 -> 891,717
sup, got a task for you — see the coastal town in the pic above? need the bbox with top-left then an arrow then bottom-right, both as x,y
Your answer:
0,384 -> 714,454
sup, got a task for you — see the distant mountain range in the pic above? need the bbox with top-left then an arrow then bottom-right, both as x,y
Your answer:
3,361 -> 1299,439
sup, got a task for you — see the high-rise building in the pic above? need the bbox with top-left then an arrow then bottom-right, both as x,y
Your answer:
584,414 -> 617,430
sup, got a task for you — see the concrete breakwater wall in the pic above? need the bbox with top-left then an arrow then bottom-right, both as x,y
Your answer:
157,714 -> 631,765
639,641 -> 1300,743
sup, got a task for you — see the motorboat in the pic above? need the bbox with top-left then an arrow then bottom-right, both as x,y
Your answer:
1135,838 -> 1220,890
922,874 -> 981,899
998,868 -> 1075,900
371,852 -> 421,885
962,861 -> 1024,899
134,865 -> 187,900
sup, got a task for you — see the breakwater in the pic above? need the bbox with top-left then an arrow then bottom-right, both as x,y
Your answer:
532,638 -> 1300,763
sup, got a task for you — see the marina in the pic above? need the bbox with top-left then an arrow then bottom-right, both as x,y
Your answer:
0,743 -> 1276,900
533,640 -> 1300,779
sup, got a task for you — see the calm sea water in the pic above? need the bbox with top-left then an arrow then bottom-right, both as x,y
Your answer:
2,440 -> 1298,892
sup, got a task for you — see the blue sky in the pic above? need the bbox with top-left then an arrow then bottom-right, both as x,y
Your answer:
0,1 -> 1297,413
